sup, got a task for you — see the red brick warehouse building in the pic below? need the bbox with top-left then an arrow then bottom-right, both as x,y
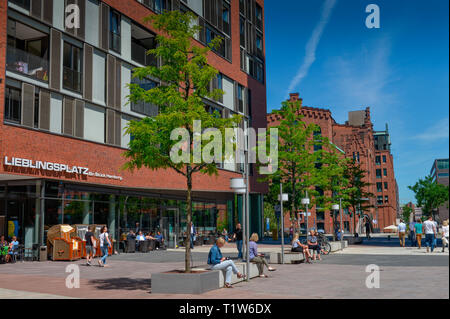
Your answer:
268,93 -> 399,234
0,0 -> 268,248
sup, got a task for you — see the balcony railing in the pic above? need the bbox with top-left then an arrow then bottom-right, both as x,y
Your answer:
63,67 -> 82,93
131,42 -> 157,67
6,46 -> 49,82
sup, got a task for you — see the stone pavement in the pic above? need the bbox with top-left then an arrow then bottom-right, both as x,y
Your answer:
0,238 -> 448,299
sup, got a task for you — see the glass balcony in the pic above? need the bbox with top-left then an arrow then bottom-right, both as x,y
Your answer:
131,41 -> 157,67
6,46 -> 49,82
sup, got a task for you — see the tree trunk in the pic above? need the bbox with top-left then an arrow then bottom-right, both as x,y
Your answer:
185,168 -> 193,273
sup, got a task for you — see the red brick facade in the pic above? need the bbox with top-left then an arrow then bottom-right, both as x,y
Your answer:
268,93 -> 398,233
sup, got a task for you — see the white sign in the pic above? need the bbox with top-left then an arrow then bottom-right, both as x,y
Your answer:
3,156 -> 123,181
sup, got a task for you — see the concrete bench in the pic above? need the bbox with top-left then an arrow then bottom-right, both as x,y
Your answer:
194,262 -> 260,286
329,241 -> 348,252
269,251 -> 305,264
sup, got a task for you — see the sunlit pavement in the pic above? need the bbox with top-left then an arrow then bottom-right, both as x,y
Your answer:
0,237 -> 448,299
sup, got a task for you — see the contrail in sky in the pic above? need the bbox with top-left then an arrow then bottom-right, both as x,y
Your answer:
287,0 -> 338,94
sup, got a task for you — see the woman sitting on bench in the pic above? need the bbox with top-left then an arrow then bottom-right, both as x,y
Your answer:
249,233 -> 276,278
291,233 -> 312,264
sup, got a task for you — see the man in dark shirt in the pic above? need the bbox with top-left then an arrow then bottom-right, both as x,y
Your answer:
85,227 -> 95,266
233,223 -> 243,259
155,231 -> 164,250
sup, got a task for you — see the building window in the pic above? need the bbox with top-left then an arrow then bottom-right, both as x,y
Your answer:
109,10 -> 121,53
256,32 -> 263,57
131,23 -> 157,66
142,0 -> 170,14
222,3 -> 230,36
4,86 -> 22,124
385,196 -> 389,204
377,196 -> 383,205
131,77 -> 159,117
376,169 -> 382,179
438,173 -> 449,177
383,168 -> 388,177
353,152 -> 360,163
240,18 -> 245,47
383,155 -> 387,163
384,182 -> 388,190
6,19 -> 49,82
314,127 -> 322,152
437,159 -> 450,170
377,182 -> 383,193
237,84 -> 244,113
34,88 -> 40,128
9,0 -> 30,11
255,4 -> 263,29
375,156 -> 381,165
63,42 -> 82,93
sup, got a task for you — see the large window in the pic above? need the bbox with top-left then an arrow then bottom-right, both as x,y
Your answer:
376,182 -> 383,193
6,19 -> 49,82
4,86 -> 21,124
131,77 -> 159,117
240,18 -> 245,47
142,0 -> 171,14
109,10 -> 121,53
255,4 -> 263,29
376,169 -> 382,179
375,156 -> 381,165
63,42 -> 82,92
437,159 -> 449,170
237,84 -> 244,113
222,3 -> 231,36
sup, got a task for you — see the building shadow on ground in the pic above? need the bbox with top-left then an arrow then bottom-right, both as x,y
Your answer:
88,278 -> 151,292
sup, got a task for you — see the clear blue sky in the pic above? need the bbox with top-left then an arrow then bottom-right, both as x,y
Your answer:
265,0 -> 449,205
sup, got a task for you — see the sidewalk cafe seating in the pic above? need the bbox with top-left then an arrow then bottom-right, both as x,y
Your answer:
1,245 -> 9,263
47,225 -> 83,261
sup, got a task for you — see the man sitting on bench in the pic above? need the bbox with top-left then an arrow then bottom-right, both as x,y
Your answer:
291,233 -> 312,264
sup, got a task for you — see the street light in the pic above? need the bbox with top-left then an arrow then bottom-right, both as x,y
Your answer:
278,187 -> 289,264
301,193 -> 310,235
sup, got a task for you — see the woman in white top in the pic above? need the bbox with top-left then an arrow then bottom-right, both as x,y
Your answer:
442,220 -> 449,253
291,233 -> 312,264
99,226 -> 112,267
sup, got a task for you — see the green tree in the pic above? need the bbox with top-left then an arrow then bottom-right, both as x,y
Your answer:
260,100 -> 346,234
408,176 -> 449,219
401,206 -> 413,226
123,11 -> 240,273
343,160 -> 375,236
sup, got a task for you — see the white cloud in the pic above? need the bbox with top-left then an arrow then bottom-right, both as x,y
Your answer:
287,0 -> 337,94
415,117 -> 449,141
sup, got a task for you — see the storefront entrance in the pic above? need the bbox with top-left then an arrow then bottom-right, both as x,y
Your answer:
161,208 -> 180,249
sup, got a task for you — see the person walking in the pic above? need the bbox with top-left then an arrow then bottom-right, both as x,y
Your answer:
398,219 -> 407,247
441,220 -> 449,253
233,223 -> 243,260
249,233 -> 276,277
433,219 -> 439,250
414,219 -> 423,249
423,216 -> 437,253
98,226 -> 112,267
207,237 -> 245,288
409,219 -> 417,247
365,220 -> 372,240
85,226 -> 95,266
190,222 -> 196,249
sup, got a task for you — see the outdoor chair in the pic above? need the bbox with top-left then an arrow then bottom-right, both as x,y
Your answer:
139,240 -> 149,253
126,239 -> 136,253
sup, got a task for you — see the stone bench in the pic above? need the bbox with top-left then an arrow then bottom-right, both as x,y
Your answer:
269,251 -> 305,264
329,240 -> 348,252
194,262 -> 260,286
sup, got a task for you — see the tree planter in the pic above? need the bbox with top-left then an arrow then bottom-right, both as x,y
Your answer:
151,270 -> 221,295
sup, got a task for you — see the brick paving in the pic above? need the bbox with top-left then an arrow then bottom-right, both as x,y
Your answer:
0,242 -> 448,299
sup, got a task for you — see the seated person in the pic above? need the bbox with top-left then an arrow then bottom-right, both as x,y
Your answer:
5,236 -> 19,263
249,233 -> 276,277
222,229 -> 230,242
314,230 -> 329,255
126,230 -> 136,240
136,231 -> 146,241
307,231 -> 322,261
154,231 -> 164,249
0,236 -> 9,263
291,233 -> 312,263
208,237 -> 245,288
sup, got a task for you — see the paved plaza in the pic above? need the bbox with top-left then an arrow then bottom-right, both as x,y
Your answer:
0,237 -> 448,299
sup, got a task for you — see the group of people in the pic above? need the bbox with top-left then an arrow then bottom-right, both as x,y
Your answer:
84,225 -> 112,267
397,217 -> 449,253
126,230 -> 165,250
291,230 -> 329,263
0,235 -> 19,263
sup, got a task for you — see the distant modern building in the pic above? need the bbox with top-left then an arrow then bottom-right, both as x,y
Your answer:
430,159 -> 449,221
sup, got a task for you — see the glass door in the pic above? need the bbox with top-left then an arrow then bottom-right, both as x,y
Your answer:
161,208 -> 179,249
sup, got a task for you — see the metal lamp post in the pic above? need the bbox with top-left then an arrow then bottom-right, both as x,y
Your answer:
332,204 -> 339,241
278,186 -> 289,264
301,193 -> 310,235
230,177 -> 249,281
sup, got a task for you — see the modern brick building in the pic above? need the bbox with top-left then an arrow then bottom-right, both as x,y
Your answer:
430,158 -> 449,221
0,0 -> 267,249
268,93 -> 399,234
